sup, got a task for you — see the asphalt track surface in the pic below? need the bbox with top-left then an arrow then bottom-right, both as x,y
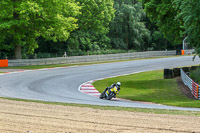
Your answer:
0,56 -> 200,111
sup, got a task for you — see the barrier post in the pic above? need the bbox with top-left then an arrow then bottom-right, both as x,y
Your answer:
0,59 -> 8,67
197,85 -> 199,99
181,50 -> 185,55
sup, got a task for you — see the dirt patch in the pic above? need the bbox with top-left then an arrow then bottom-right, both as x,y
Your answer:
176,77 -> 196,100
0,99 -> 200,133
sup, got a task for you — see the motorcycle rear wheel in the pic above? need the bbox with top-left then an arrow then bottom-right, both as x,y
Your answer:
106,92 -> 114,100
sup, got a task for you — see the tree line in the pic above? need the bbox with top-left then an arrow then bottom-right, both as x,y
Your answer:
0,0 -> 199,59
141,0 -> 200,52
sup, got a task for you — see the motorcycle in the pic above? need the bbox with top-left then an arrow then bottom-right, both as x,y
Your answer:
99,86 -> 119,100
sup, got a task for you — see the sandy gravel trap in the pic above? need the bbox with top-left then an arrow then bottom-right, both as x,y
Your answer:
0,99 -> 200,133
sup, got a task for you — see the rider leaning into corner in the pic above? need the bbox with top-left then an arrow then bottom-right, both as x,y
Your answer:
103,82 -> 121,98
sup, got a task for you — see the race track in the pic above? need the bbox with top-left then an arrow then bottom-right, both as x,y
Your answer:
0,56 -> 200,111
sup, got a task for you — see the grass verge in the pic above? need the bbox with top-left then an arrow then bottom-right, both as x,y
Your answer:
93,70 -> 200,108
1,97 -> 200,116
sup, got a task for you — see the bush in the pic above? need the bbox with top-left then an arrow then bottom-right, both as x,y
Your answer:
190,67 -> 200,84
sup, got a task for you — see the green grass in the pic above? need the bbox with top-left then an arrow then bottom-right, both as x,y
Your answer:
1,97 -> 200,116
93,70 -> 200,108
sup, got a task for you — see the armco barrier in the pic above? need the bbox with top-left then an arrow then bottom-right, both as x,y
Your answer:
182,49 -> 194,55
0,59 -> 8,67
180,69 -> 200,99
8,51 -> 176,67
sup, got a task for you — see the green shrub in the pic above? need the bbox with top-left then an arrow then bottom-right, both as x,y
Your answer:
190,67 -> 200,84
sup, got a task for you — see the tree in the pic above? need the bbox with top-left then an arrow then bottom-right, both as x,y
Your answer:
109,0 -> 150,51
142,15 -> 174,51
66,0 -> 115,51
174,0 -> 200,53
141,0 -> 184,45
0,0 -> 80,59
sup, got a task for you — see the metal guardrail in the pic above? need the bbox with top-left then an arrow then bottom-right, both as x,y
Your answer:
180,69 -> 199,99
8,50 -> 176,67
184,49 -> 195,55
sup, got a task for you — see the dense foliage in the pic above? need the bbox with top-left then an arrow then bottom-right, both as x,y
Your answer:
142,0 -> 200,54
67,0 -> 115,51
0,0 -> 199,59
109,0 -> 150,51
174,0 -> 200,54
0,0 -> 80,59
190,67 -> 200,84
141,0 -> 184,45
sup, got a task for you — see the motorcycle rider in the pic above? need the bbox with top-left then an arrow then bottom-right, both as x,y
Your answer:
103,82 -> 121,97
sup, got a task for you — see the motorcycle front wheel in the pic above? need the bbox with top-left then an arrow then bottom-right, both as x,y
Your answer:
99,92 -> 105,99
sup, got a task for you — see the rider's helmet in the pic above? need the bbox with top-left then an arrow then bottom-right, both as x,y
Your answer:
116,82 -> 121,87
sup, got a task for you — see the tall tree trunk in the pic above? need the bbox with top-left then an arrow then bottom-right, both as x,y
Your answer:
13,0 -> 22,59
15,45 -> 22,59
